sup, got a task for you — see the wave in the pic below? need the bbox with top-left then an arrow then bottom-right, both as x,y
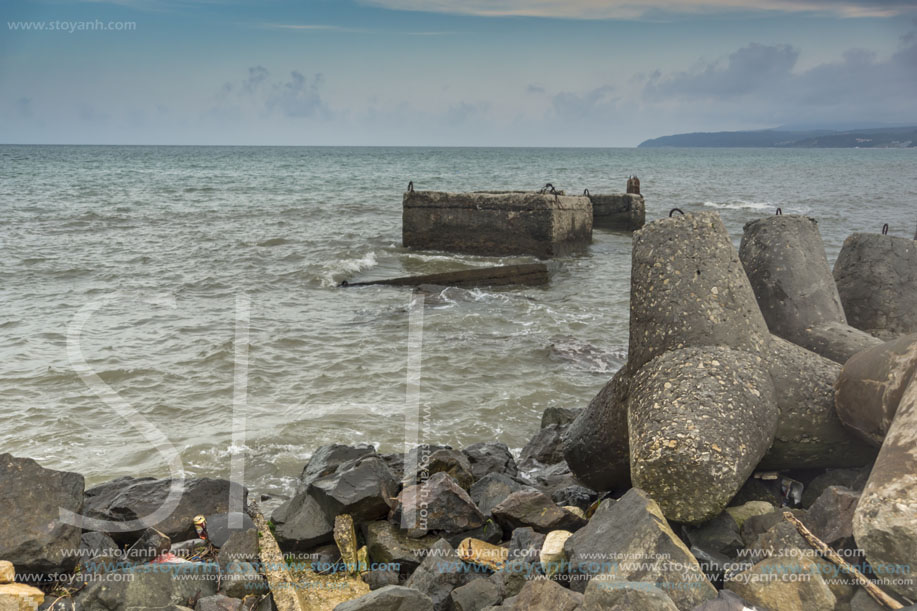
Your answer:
257,237 -> 291,248
320,251 -> 378,287
703,200 -> 775,211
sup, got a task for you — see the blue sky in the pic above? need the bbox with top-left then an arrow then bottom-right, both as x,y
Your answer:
1,0 -> 915,145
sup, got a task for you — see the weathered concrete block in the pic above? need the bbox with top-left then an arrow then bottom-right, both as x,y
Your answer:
628,347 -> 778,524
628,211 -> 771,375
834,232 -> 917,339
852,373 -> 917,600
740,215 -> 881,363
588,193 -> 645,231
760,335 -> 877,469
836,333 -> 917,446
402,190 -> 592,258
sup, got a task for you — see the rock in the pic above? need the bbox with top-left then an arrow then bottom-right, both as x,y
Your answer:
402,189 -> 593,258
550,485 -> 598,512
311,455 -> 398,523
848,588 -> 910,611
726,556 -> 836,611
220,561 -> 264,599
527,462 -> 579,498
540,407 -> 581,429
82,476 -> 246,544
412,449 -> 474,490
506,527 -> 545,568
488,568 -> 528,601
562,369 -> 632,492
380,453 -> 406,481
760,336 -> 877,469
300,444 -> 377,487
75,564 -> 219,609
538,530 -> 571,576
518,425 -> 566,468
690,590 -> 756,611
491,489 -> 586,534
362,568 -> 400,590
270,488 -> 334,550
739,509 -> 806,547
195,594 -> 243,611
450,578 -> 502,611
462,443 -> 518,481
205,513 -> 256,548
0,454 -> 84,574
725,501 -> 774,529
835,333 -> 917,446
405,539 -> 476,611
334,585 -> 435,611
563,489 -> 716,607
589,192 -> 646,231
217,528 -> 259,567
510,579 -> 583,611
363,520 -> 439,572
729,477 -> 784,508
0,583 -> 45,610
0,561 -> 13,584
394,472 -> 485,535
682,513 -> 744,559
852,374 -> 917,600
747,520 -> 808,560
628,211 -> 771,375
628,347 -> 778,524
804,486 -> 859,551
834,232 -> 917,339
125,527 -> 171,564
802,467 -> 870,508
443,520 -> 503,548
582,574 -> 678,611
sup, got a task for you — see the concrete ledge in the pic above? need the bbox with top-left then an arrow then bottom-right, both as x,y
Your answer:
588,193 -> 645,231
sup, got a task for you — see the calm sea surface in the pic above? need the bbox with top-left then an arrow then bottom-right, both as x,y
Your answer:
1,145 -> 915,500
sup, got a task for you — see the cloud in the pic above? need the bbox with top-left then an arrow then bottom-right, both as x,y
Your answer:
359,0 -> 916,19
550,84 -> 618,122
211,67 -> 330,120
526,84 -> 546,94
268,71 -> 328,118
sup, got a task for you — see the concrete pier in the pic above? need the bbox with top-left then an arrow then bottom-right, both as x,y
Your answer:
587,193 -> 645,231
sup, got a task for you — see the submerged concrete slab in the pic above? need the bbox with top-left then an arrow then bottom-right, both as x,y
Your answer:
402,190 -> 592,258
341,263 -> 549,288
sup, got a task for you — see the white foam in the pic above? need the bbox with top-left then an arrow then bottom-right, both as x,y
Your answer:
703,200 -> 774,211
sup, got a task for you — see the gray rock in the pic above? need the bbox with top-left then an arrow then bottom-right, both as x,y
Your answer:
270,488 -> 334,550
301,444 -> 377,487
852,374 -> 917,600
220,561 -> 264,599
628,211 -> 771,375
682,512 -> 744,559
217,528 -> 259,567
690,590 -> 756,611
82,476 -> 246,545
739,509 -> 806,547
362,568 -> 401,590
394,472 -> 485,535
563,369 -> 631,492
205,512 -> 256,548
582,574 -> 678,611
125,527 -> 171,564
747,520 -> 808,560
802,467 -> 870,508
834,232 -> 917,339
405,539 -> 476,611
442,520 -> 503,548
759,336 -> 877,469
334,585 -> 435,611
450,578 -> 502,611
804,485 -> 860,551
508,579 -> 583,611
380,453 -> 406,481
77,531 -> 121,574
0,453 -> 84,574
550,485 -> 598,512
462,443 -> 518,481
540,407 -> 581,429
410,449 -> 474,490
75,564 -> 219,610
726,556 -> 836,611
835,333 -> 917,446
527,462 -> 579,498
518,425 -> 566,468
491,489 -> 586,534
363,520 -> 440,572
195,594 -> 243,611
310,455 -> 398,523
506,527 -> 545,568
563,489 -> 717,608
628,347 -> 778,524
487,569 -> 529,600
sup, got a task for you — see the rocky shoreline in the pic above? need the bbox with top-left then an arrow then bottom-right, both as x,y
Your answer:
2,210 -> 916,611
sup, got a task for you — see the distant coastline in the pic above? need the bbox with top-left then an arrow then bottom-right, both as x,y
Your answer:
638,126 -> 917,148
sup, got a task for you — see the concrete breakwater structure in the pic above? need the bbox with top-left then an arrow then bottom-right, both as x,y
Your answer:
583,190 -> 645,231
4,210 -> 917,611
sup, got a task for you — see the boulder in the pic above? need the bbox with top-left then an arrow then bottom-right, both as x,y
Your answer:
550,485 -> 598,512
205,512 -> 256,548
217,528 -> 259,567
527,462 -> 580,499
491,489 -> 586,534
0,561 -> 14,584
739,508 -> 806,548
363,520 -> 440,572
563,489 -> 716,608
394,472 -> 485,535
195,595 -> 243,611
310,455 -> 398,523
509,579 -> 582,611
0,583 -> 45,610
540,407 -> 581,429
469,474 -> 527,517
724,501 -> 774,530
505,527 -> 545,568
628,211 -> 771,375
803,486 -> 860,551
835,333 -> 917,446
628,347 -> 778,524
562,369 -> 631,492
75,564 -> 219,609
450,578 -> 502,611
690,590 -> 758,611
125,527 -> 171,564
270,489 -> 334,550
726,556 -> 836,611
77,531 -> 121,574
834,232 -> 917,339
0,454 -> 84,573
760,336 -> 877,469
801,467 -> 870,508
412,449 -> 474,490
538,530 -> 571,576
82,476 -> 246,544
219,561 -> 264,599
300,444 -> 377,487
443,520 -> 503,548
334,585 -> 435,611
582,574 -> 678,611
518,425 -> 566,468
362,568 -> 400,590
851,374 -> 917,600
462,443 -> 517,482
682,512 -> 744,559
405,539 -> 477,611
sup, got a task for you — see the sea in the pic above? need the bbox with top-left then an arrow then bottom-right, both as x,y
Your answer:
1,145 -> 915,502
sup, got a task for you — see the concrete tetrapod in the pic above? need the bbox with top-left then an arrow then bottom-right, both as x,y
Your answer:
628,346 -> 778,524
739,215 -> 881,363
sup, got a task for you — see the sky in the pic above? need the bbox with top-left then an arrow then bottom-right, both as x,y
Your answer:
1,0 -> 915,146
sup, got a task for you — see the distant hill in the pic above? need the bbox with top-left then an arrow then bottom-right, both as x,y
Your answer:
638,126 -> 917,148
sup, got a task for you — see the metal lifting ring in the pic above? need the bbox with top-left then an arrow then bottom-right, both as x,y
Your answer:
669,208 -> 685,217
407,181 -> 414,192
583,188 -> 590,196
882,223 -> 889,235
776,208 -> 783,215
